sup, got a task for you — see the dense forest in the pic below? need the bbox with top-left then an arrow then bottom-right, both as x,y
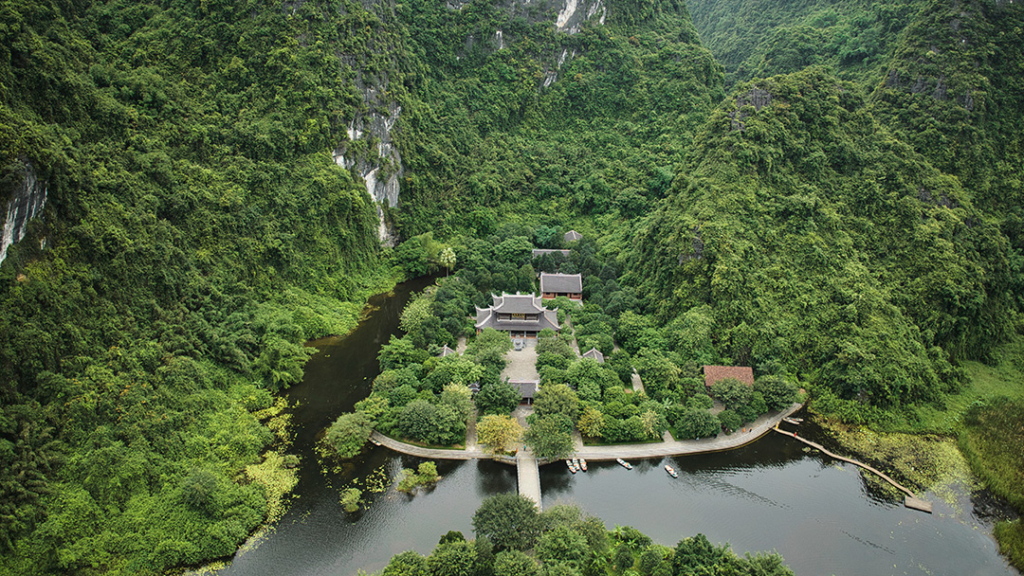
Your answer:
0,0 -> 1022,573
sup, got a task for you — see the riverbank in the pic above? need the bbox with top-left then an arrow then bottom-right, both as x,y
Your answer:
371,402 -> 804,464
809,338 -> 1024,571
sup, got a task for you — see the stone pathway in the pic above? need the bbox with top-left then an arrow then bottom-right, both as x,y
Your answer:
573,403 -> 803,461
373,403 -> 804,463
500,340 -> 539,382
516,451 -> 542,510
465,408 -> 479,451
456,336 -> 467,355
630,371 -> 645,394
370,431 -> 486,460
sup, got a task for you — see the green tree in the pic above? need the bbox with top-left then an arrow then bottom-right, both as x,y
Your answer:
493,236 -> 534,266
439,247 -> 456,276
536,525 -> 589,566
640,410 -> 664,439
476,414 -> 524,454
398,399 -> 441,443
326,411 -> 375,459
441,383 -> 474,421
676,409 -> 720,440
180,468 -> 221,512
718,410 -> 741,433
633,349 -> 681,401
493,549 -> 539,576
577,405 -> 605,439
534,384 -> 580,423
613,545 -> 635,571
439,531 -> 465,545
710,378 -> 753,409
418,461 -> 440,482
472,493 -> 540,551
379,335 -> 430,371
428,540 -> 477,576
475,379 -> 522,415
672,534 -> 730,574
754,375 -> 798,411
254,337 -> 317,391
383,551 -> 429,576
524,416 -> 575,460
638,546 -> 666,575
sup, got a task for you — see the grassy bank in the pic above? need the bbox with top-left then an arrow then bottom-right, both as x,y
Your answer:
959,398 -> 1024,569
814,338 -> 1024,570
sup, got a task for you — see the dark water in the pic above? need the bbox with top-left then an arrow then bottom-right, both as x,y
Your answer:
221,278 -> 1016,576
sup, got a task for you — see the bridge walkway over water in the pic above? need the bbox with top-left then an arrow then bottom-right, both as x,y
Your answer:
371,404 -> 806,508
516,451 -> 542,510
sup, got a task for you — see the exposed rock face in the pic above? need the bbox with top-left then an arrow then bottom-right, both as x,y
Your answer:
333,93 -> 401,246
556,0 -> 606,34
544,0 -> 605,85
729,88 -> 772,131
0,160 -> 47,265
332,1 -> 404,247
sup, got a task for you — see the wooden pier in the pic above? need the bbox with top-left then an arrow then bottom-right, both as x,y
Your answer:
773,427 -> 932,513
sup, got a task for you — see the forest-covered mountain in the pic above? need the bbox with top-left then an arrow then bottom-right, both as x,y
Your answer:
0,0 -> 1022,573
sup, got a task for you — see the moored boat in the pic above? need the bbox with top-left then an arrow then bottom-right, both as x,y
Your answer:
616,458 -> 633,470
579,458 -> 587,472
665,464 -> 678,478
566,459 -> 578,473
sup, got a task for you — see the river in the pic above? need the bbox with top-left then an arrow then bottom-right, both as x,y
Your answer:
220,277 -> 1016,576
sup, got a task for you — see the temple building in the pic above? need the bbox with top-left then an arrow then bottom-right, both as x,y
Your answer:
539,272 -> 583,301
475,293 -> 560,339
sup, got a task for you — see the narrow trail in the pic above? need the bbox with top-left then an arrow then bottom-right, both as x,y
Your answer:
772,427 -> 932,513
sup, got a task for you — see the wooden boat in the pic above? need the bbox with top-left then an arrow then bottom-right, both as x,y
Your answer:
616,458 -> 633,470
572,457 -> 580,469
783,417 -> 803,425
579,458 -> 587,472
566,459 -> 578,473
665,464 -> 678,478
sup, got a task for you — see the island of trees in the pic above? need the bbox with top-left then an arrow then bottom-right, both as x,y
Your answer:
368,494 -> 793,576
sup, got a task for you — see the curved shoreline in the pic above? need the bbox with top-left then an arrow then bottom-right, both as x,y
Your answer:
370,402 -> 804,464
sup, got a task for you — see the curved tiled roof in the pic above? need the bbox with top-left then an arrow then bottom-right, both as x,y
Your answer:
703,365 -> 754,388
539,272 -> 582,294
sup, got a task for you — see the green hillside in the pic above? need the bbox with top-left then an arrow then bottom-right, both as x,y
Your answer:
0,0 -> 1022,573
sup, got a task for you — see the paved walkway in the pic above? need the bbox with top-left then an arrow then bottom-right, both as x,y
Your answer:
573,403 -> 804,461
370,431 -> 486,460
456,336 -> 467,355
465,408 -> 479,451
516,451 -> 542,510
372,403 -> 804,463
500,340 -> 539,382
